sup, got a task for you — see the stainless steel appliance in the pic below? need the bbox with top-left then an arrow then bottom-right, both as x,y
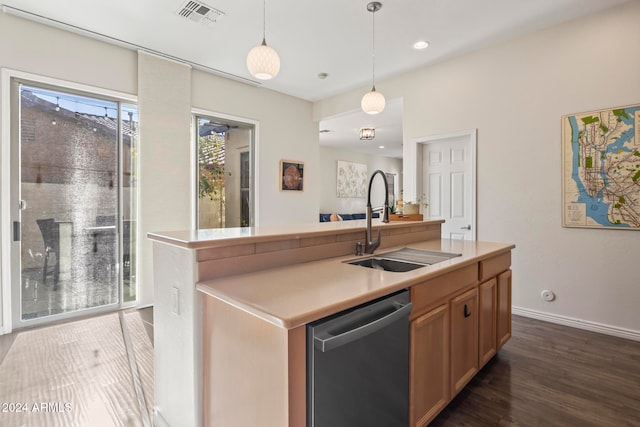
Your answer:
307,289 -> 412,427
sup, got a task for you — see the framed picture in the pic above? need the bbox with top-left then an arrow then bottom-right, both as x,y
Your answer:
561,103 -> 640,230
336,160 -> 367,198
280,160 -> 304,191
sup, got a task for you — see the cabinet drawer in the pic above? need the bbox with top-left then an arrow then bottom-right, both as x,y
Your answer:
478,252 -> 511,281
411,264 -> 478,317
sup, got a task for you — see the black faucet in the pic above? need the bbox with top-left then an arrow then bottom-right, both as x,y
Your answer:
365,170 -> 390,254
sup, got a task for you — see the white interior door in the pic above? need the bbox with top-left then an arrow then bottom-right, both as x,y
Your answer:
421,132 -> 476,240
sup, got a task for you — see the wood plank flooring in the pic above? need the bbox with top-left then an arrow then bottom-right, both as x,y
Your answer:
0,309 -> 153,427
430,315 -> 640,427
1,311 -> 638,426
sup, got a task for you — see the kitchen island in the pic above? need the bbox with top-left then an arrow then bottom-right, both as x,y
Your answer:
148,219 -> 514,427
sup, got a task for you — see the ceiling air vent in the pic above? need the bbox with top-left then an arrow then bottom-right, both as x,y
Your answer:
177,0 -> 225,25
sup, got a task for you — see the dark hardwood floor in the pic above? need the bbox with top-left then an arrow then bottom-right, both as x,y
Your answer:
2,310 -> 638,426
430,315 -> 640,427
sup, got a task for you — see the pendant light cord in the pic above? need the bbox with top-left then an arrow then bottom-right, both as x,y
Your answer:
372,7 -> 376,89
262,0 -> 267,44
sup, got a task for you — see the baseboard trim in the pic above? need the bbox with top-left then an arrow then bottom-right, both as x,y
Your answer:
512,306 -> 640,342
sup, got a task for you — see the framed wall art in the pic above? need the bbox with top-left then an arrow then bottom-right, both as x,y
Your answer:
336,160 -> 367,198
561,103 -> 640,230
280,160 -> 304,191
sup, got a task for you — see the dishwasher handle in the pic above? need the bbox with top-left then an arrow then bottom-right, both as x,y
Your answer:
314,300 -> 412,353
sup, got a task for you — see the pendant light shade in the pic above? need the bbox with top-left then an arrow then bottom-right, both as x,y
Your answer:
361,86 -> 386,115
247,0 -> 280,80
247,39 -> 280,80
362,2 -> 385,115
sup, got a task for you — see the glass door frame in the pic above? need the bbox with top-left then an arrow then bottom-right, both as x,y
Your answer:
191,108 -> 259,230
1,69 -> 138,332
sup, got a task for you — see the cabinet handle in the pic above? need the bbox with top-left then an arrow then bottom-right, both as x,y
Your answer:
463,304 -> 471,318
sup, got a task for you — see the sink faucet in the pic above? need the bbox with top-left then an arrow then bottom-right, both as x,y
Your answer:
365,170 -> 390,254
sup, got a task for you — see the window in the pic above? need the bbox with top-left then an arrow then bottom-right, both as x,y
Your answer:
196,114 -> 255,229
385,173 -> 396,205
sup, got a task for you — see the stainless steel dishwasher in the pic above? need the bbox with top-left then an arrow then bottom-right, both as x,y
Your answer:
307,289 -> 412,427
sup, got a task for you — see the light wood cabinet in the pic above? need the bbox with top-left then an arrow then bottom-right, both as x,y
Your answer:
410,304 -> 450,427
450,287 -> 479,396
479,253 -> 512,352
408,250 -> 512,426
478,278 -> 497,367
497,269 -> 512,349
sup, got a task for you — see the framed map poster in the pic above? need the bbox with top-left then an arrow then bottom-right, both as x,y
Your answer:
562,103 -> 640,230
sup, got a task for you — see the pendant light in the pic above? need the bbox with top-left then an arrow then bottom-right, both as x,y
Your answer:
246,0 -> 280,80
359,128 -> 375,140
361,2 -> 385,115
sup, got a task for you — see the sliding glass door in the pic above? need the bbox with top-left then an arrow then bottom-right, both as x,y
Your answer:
9,80 -> 137,327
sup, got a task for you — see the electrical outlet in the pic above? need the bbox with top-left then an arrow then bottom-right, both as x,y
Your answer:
541,289 -> 555,302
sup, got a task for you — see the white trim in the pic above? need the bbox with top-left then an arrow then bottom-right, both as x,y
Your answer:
190,114 -> 197,231
2,68 -> 136,103
191,108 -> 260,227
1,69 -> 13,334
513,306 -> 640,342
409,129 -> 477,241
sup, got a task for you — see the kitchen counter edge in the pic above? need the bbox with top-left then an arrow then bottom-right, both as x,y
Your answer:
196,239 -> 515,330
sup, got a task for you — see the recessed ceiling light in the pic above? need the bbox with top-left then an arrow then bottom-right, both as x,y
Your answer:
413,40 -> 430,50
318,72 -> 329,80
378,145 -> 385,149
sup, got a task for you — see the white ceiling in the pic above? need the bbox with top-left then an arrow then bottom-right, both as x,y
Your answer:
2,0 -> 628,158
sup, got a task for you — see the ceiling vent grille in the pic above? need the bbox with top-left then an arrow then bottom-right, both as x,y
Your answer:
177,1 -> 225,25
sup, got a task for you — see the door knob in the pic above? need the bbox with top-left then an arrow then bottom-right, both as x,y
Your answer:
460,225 -> 471,230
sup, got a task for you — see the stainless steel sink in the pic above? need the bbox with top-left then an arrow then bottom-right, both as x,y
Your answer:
376,247 -> 461,265
345,247 -> 461,272
346,257 -> 426,272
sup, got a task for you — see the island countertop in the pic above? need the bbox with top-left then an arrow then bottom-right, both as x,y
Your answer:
149,220 -> 515,427
196,237 -> 514,329
148,218 -> 445,249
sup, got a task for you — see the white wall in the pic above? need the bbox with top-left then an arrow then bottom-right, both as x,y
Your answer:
137,52 -> 193,310
314,1 -> 640,336
319,146 -> 402,215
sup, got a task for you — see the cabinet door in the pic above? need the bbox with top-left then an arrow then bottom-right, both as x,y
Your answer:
478,278 -> 497,367
450,287 -> 478,397
410,304 -> 449,427
497,269 -> 512,349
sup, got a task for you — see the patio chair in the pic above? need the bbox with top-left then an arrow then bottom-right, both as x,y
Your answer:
36,218 -> 60,290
